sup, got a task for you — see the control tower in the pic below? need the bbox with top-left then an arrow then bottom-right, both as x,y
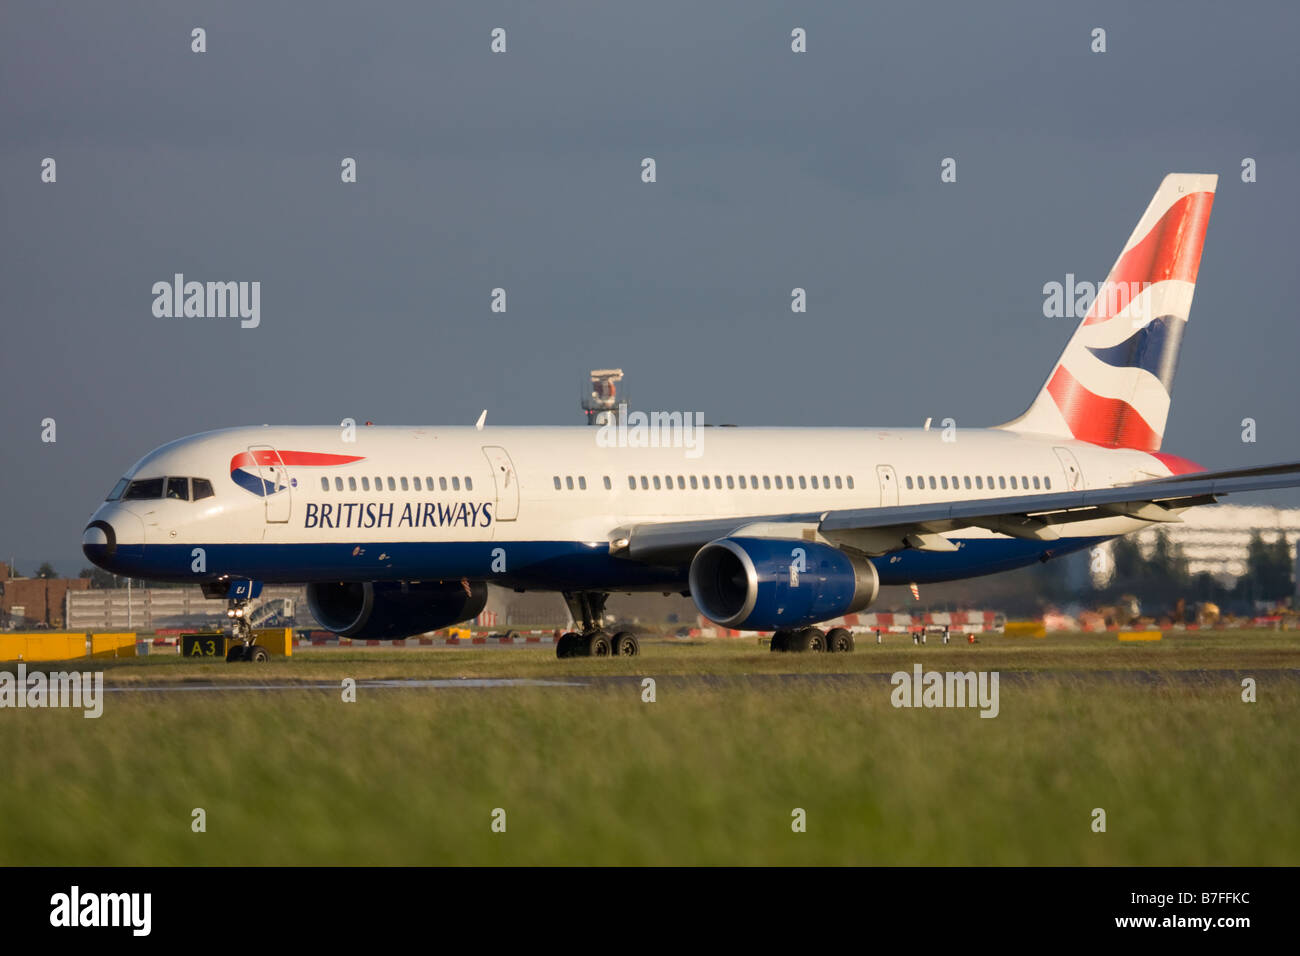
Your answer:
581,369 -> 625,426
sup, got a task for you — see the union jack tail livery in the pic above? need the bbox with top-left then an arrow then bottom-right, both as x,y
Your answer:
1000,173 -> 1217,451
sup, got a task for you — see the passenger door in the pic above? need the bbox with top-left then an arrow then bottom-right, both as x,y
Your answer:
1053,447 -> 1084,491
876,464 -> 899,507
247,445 -> 291,523
482,445 -> 519,521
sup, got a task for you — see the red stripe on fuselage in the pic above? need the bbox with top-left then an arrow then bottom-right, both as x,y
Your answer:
1046,366 -> 1161,451
1149,451 -> 1205,475
229,450 -> 365,471
1084,190 -> 1215,326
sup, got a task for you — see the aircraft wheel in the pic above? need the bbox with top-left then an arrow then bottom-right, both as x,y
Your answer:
248,645 -> 271,663
611,631 -> 639,656
787,627 -> 826,652
770,629 -> 791,652
226,644 -> 249,662
556,632 -> 582,658
585,632 -> 611,657
825,627 -> 855,653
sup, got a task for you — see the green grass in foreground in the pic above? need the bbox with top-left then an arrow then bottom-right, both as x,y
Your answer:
2,668 -> 1298,865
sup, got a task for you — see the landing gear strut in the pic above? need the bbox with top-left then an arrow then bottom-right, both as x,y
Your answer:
557,592 -> 639,659
224,597 -> 267,662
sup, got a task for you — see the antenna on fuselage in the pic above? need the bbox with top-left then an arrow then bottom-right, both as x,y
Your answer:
923,417 -> 932,431
475,409 -> 487,431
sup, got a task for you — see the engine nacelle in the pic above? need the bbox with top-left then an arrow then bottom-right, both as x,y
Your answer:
306,580 -> 488,640
688,537 -> 879,631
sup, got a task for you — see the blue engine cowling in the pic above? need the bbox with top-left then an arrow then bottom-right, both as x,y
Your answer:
306,580 -> 488,640
688,537 -> 879,630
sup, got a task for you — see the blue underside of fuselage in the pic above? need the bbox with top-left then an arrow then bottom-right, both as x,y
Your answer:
86,536 -> 1107,589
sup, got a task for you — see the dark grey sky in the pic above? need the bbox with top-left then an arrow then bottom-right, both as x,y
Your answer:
3,1 -> 1298,574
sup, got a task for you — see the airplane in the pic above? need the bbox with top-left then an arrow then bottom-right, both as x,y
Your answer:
82,173 -> 1300,659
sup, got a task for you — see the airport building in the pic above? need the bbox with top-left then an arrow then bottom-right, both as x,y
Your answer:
0,563 -> 91,629
1089,504 -> 1300,587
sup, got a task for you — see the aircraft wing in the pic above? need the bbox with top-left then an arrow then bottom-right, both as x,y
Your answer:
615,460 -> 1300,562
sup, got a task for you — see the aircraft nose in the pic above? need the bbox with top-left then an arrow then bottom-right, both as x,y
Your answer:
82,520 -> 118,567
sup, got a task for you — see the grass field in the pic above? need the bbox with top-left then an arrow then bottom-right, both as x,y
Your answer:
2,631 -> 1298,865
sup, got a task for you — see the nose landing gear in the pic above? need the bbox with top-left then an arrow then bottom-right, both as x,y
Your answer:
224,597 -> 268,662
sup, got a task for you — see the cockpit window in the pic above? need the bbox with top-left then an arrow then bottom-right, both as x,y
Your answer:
105,478 -> 129,501
192,478 -> 215,500
166,477 -> 190,501
122,477 -> 165,500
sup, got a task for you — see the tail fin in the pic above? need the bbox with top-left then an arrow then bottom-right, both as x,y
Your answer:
998,173 -> 1217,451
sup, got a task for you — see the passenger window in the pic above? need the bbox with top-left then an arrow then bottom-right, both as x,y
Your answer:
362,477 -> 370,491
714,475 -> 722,488
750,475 -> 758,488
440,477 -> 448,491
1010,477 -> 1018,489
664,475 -> 672,488
811,476 -> 819,489
690,476 -> 698,489
963,476 -> 971,489
940,476 -> 949,490
554,476 -> 562,490
192,477 -> 214,500
998,476 -> 1006,489
465,478 -> 473,490
426,476 -> 434,488
738,476 -> 747,489
763,476 -> 771,490
928,476 -> 937,490
398,477 -> 406,491
336,477 -> 345,491
822,475 -> 830,487
773,476 -> 782,489
1022,476 -> 1029,489
905,476 -> 914,489
835,476 -> 842,489
677,476 -> 685,489
166,477 -> 190,500
847,476 -> 854,489
653,476 -> 661,490
628,476 -> 636,489
603,476 -> 611,490
566,476 -> 574,490
800,476 -> 808,489
1045,476 -> 1052,489
727,476 -> 735,489
641,476 -> 649,489
412,477 -> 421,490
452,477 -> 460,491
350,477 -> 358,491
975,476 -> 983,489
578,476 -> 587,490
1032,476 -> 1040,489
320,477 -> 329,491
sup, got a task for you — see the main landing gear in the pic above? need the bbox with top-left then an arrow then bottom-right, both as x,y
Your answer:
770,626 -> 856,653
557,592 -> 639,659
